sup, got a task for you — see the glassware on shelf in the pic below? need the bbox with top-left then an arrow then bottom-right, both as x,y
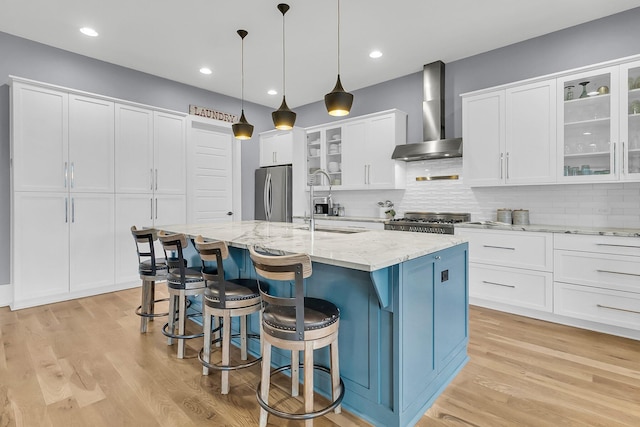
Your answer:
579,81 -> 590,98
565,85 -> 574,101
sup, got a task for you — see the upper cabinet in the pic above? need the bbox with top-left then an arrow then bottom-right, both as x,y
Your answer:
259,129 -> 299,167
306,109 -> 407,191
620,60 -> 640,181
463,79 -> 556,187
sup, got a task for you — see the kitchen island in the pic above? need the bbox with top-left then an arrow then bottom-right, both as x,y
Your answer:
157,221 -> 469,427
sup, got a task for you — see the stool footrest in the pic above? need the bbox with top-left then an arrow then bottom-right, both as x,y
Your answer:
256,364 -> 345,421
198,333 -> 262,371
161,311 -> 205,340
135,297 -> 170,318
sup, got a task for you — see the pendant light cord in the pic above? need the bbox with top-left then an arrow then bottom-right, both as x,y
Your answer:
241,35 -> 245,110
282,11 -> 286,96
337,0 -> 341,75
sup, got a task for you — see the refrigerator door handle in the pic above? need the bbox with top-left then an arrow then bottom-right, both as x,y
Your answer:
266,172 -> 273,221
263,172 -> 270,221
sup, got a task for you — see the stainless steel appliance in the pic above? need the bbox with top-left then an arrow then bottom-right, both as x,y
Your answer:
313,196 -> 332,216
255,165 -> 292,222
384,212 -> 470,234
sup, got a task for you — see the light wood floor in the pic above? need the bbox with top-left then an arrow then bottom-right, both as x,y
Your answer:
1,287 -> 639,427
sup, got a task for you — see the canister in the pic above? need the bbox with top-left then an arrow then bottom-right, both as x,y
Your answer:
497,209 -> 512,224
512,209 -> 530,225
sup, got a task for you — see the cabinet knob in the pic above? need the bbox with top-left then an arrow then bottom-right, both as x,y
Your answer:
226,211 -> 233,216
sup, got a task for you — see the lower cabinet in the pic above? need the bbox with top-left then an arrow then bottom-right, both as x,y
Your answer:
12,192 -> 115,308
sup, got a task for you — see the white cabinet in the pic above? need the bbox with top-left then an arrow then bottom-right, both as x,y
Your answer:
619,60 -> 640,181
115,104 -> 154,193
456,228 -> 553,313
154,112 -> 186,194
306,109 -> 406,190
259,129 -> 297,167
463,79 -> 556,186
554,234 -> 640,331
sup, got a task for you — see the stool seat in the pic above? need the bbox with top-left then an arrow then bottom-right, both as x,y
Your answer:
263,298 -> 339,338
204,278 -> 259,306
139,258 -> 168,276
166,268 -> 205,289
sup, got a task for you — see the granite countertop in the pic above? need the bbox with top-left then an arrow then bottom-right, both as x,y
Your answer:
293,215 -> 388,223
456,221 -> 640,238
157,221 -> 466,272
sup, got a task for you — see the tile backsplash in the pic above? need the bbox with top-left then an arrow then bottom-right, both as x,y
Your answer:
330,158 -> 640,228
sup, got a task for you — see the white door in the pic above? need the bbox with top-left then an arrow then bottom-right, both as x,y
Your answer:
505,80 -> 557,184
154,112 -> 186,194
115,104 -> 154,193
69,193 -> 115,292
462,91 -> 505,186
13,192 -> 69,303
68,95 -> 115,192
187,121 -> 234,223
115,194 -> 155,285
12,83 -> 69,192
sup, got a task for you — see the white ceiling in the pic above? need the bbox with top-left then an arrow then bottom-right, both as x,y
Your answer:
2,0 -> 640,109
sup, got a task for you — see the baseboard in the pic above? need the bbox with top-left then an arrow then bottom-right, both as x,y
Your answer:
0,284 -> 12,307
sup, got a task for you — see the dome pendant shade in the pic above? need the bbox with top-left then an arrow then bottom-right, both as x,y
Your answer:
325,74 -> 353,116
272,96 -> 296,130
232,110 -> 254,140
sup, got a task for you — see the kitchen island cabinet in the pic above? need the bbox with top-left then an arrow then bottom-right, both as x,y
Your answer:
157,221 -> 469,427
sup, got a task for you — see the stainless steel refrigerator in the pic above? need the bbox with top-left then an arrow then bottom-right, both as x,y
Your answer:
255,165 -> 292,222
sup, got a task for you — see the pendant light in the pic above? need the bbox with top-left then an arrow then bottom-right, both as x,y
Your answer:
232,29 -> 254,140
325,0 -> 353,116
272,3 -> 296,130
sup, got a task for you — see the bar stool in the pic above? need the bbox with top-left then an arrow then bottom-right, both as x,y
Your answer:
130,226 -> 169,333
248,246 -> 344,427
159,232 -> 206,359
194,236 -> 262,394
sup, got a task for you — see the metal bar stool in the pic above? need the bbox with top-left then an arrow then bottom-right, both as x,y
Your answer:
159,232 -> 205,359
130,226 -> 170,333
248,246 -> 344,427
194,236 -> 262,394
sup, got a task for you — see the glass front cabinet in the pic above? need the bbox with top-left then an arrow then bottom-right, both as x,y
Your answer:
306,126 -> 342,187
558,62 -> 640,183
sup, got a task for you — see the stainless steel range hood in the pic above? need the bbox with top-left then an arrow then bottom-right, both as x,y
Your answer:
392,61 -> 462,161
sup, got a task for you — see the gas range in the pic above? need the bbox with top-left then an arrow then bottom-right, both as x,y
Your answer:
384,212 -> 471,234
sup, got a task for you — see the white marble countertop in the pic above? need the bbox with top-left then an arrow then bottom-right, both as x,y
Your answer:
456,221 -> 640,238
293,215 -> 388,223
156,221 -> 466,272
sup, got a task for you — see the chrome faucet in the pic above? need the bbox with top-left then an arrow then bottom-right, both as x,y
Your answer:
308,169 -> 332,231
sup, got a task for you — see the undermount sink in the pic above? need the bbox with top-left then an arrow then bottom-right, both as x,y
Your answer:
296,226 -> 366,234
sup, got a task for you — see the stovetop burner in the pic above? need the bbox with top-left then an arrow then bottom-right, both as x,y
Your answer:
384,212 -> 471,234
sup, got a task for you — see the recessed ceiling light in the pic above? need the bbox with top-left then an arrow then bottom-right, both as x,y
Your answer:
369,50 -> 383,59
79,27 -> 98,37
267,89 -> 278,95
199,67 -> 212,75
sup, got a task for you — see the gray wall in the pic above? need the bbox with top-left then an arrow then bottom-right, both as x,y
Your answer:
0,31 -> 273,284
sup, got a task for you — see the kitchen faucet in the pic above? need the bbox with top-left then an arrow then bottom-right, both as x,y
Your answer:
308,169 -> 332,232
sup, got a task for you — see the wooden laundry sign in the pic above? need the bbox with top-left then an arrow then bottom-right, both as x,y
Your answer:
189,105 -> 238,123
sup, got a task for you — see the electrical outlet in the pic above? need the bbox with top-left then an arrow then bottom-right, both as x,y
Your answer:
595,207 -> 611,214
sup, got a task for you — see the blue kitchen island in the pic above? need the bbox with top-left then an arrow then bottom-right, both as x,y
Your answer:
158,221 -> 469,427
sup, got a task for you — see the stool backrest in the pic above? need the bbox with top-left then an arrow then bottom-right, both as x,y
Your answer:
248,246 -> 312,340
194,235 -> 230,305
131,226 -> 160,273
158,231 -> 189,281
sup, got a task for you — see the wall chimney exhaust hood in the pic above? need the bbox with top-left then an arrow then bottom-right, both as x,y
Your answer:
392,61 -> 462,161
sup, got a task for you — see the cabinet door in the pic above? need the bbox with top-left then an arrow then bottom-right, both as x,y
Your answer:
154,112 -> 186,194
260,131 -> 293,167
462,91 -> 505,186
115,194 -> 154,285
368,114 -> 401,187
306,130 -> 323,186
154,194 -> 186,226
68,95 -> 115,193
558,66 -> 619,182
620,61 -> 640,181
12,83 -> 68,192
342,121 -> 366,187
13,192 -> 69,303
505,79 -> 557,184
69,193 -> 115,292
115,104 -> 154,193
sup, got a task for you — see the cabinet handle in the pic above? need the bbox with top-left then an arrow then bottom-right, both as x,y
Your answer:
71,197 -> 75,223
65,197 -> 68,223
155,169 -> 158,191
71,162 -> 75,188
596,269 -> 640,277
506,152 -> 510,180
597,304 -> 640,315
150,169 -> 154,191
482,280 -> 515,289
364,165 -> 367,184
368,165 -> 371,184
613,142 -> 617,174
483,245 -> 515,250
499,153 -> 504,179
155,198 -> 158,220
596,243 -> 640,249
64,162 -> 68,188
622,141 -> 626,174
150,198 -> 153,220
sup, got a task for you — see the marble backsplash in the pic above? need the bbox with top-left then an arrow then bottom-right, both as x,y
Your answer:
328,158 -> 640,228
